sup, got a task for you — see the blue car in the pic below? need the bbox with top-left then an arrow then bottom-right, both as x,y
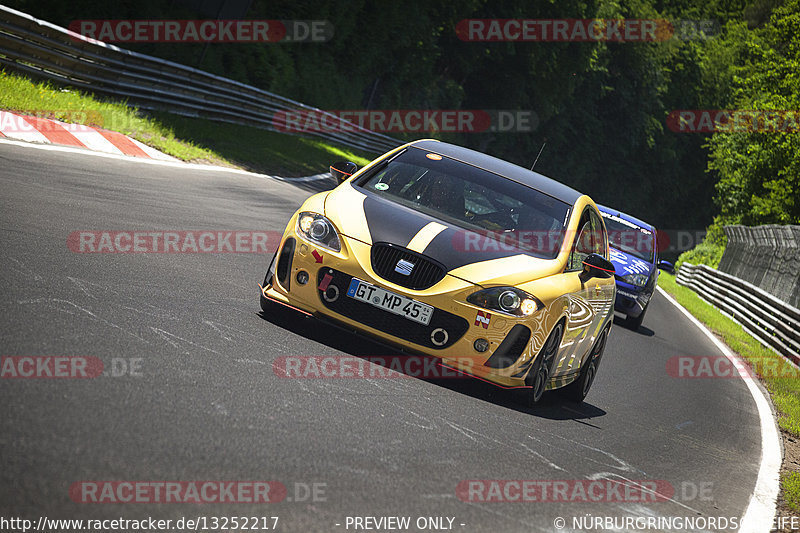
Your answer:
597,205 -> 674,330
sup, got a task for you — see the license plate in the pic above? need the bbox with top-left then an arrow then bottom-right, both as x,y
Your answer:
346,278 -> 433,326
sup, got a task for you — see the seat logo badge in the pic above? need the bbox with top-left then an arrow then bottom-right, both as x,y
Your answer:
395,259 -> 415,276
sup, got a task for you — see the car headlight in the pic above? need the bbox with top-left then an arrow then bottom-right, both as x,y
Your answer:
297,212 -> 341,252
622,273 -> 648,287
467,287 -> 544,317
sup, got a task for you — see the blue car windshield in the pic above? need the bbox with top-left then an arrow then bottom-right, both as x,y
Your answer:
601,213 -> 655,262
357,147 -> 571,259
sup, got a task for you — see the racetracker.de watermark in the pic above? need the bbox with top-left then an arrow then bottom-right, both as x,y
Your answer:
273,355 -> 471,379
451,228 -> 705,256
667,110 -> 800,133
67,231 -> 281,253
455,19 -> 719,42
69,481 -> 286,503
0,110 -> 104,131
667,355 -> 800,379
0,356 -> 104,378
456,479 -> 674,502
0,110 -> 157,131
68,20 -> 333,43
272,109 -> 536,133
1,356 -> 143,378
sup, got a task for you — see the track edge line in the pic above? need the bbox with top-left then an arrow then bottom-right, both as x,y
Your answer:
656,285 -> 780,533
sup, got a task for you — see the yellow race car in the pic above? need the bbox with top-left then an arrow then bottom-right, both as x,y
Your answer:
260,140 -> 616,404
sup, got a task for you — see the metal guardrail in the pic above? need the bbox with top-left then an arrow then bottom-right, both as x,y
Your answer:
719,224 -> 800,309
0,5 -> 400,154
676,262 -> 800,365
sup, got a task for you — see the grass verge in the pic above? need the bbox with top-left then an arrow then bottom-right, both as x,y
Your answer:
658,271 -> 800,513
0,70 -> 376,176
783,473 -> 800,512
148,111 -> 375,176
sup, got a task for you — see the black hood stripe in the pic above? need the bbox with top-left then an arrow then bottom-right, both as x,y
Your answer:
425,228 -> 533,270
362,196 -> 431,250
361,195 -> 535,271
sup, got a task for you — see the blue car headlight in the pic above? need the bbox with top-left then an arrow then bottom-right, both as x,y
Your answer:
297,212 -> 341,252
622,273 -> 648,287
467,287 -> 544,317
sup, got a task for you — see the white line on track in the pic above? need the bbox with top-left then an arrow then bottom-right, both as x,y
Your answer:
656,286 -> 781,533
0,137 -> 334,182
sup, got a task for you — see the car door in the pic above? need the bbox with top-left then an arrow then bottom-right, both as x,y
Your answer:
587,208 -> 616,335
551,208 -> 611,378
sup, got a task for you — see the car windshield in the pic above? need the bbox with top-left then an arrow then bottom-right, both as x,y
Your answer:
601,212 -> 655,262
357,147 -> 571,259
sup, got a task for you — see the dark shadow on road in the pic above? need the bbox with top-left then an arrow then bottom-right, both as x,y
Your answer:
279,176 -> 338,195
257,301 -> 608,424
613,315 -> 655,337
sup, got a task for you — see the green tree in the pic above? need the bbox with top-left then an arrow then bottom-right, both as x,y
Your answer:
707,0 -> 800,225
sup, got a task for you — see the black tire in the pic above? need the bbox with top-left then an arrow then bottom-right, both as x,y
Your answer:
563,327 -> 608,403
515,322 -> 564,407
624,303 -> 648,330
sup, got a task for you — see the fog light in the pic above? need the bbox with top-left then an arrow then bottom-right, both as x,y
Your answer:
322,284 -> 340,302
474,338 -> 489,353
296,270 -> 309,285
431,328 -> 449,347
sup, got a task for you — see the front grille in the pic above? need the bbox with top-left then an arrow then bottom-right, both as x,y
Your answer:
370,243 -> 446,290
317,269 -> 468,349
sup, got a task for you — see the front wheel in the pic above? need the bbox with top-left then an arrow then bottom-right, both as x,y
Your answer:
515,322 -> 563,407
563,328 -> 608,403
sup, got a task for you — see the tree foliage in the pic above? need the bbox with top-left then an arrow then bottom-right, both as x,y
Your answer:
6,0 -> 798,233
707,0 -> 800,226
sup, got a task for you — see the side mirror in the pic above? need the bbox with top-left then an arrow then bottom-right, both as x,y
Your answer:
330,161 -> 358,183
582,253 -> 615,279
657,260 -> 675,275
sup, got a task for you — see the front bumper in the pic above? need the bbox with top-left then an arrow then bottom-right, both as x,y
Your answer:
613,281 -> 651,318
261,231 -> 550,389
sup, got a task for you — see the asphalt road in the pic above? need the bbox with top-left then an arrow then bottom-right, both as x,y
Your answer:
0,142 -> 765,532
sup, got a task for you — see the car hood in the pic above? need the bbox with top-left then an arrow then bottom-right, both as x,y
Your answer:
608,248 -> 654,277
324,184 -> 564,286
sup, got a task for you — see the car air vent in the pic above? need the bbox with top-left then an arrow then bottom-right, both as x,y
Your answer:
370,243 -> 446,290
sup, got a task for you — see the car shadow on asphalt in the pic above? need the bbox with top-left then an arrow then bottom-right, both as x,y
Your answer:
257,305 -> 608,424
612,315 -> 655,337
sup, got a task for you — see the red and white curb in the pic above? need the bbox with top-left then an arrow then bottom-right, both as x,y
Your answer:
0,110 -> 175,160
0,134 -> 334,183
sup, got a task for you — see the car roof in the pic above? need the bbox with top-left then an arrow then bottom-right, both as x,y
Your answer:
596,203 -> 655,232
409,140 -> 583,204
